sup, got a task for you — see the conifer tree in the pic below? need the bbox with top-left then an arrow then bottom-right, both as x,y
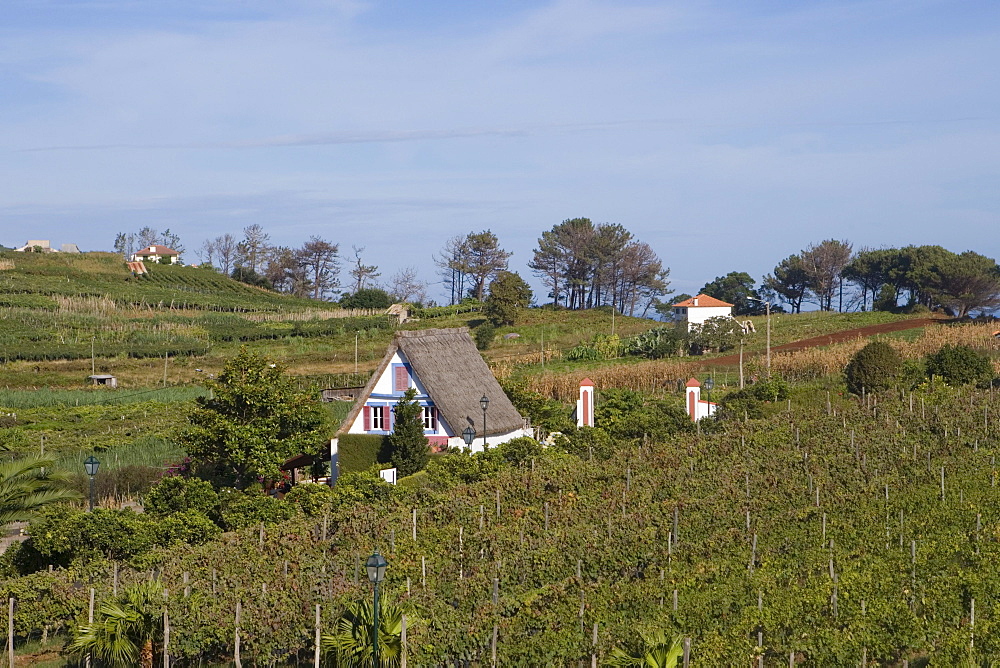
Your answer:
387,388 -> 429,477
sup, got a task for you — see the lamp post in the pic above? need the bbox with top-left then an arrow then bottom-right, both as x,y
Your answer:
462,426 -> 476,448
480,394 -> 490,449
83,455 -> 100,512
704,376 -> 714,405
365,551 -> 388,666
749,298 -> 772,376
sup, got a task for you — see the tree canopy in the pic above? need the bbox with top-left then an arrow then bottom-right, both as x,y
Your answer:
484,270 -> 533,326
181,348 -> 328,488
699,272 -> 764,316
529,218 -> 670,315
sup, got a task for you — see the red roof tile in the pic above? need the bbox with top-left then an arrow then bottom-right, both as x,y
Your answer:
673,293 -> 734,308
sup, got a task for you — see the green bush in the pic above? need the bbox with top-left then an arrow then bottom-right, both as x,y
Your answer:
155,509 -> 222,545
337,434 -> 388,474
844,340 -> 902,395
496,436 -> 544,466
217,489 -> 300,531
144,476 -> 219,518
284,483 -> 337,516
340,288 -> 393,310
556,426 -> 614,460
474,322 -> 496,350
925,344 -> 994,386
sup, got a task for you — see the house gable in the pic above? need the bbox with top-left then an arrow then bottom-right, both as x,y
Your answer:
339,328 -> 528,448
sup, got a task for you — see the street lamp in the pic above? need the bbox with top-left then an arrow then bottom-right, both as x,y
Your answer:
480,394 -> 490,449
748,298 -> 772,375
462,426 -> 476,448
83,455 -> 100,512
365,551 -> 388,666
704,376 -> 714,405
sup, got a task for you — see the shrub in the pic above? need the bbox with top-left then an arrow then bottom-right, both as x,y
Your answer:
155,509 -> 222,545
143,476 -> 219,518
499,377 -> 574,434
284,483 -> 337,516
340,288 -> 393,310
925,344 -> 994,386
337,434 -> 388,474
474,322 -> 496,351
496,436 -> 544,466
556,427 -> 614,460
217,489 -> 300,531
844,340 -> 902,395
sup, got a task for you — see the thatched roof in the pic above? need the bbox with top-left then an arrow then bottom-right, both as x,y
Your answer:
339,328 -> 525,437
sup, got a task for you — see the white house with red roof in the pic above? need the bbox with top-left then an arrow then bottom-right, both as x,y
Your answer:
671,294 -> 734,331
130,245 -> 180,264
685,378 -> 717,421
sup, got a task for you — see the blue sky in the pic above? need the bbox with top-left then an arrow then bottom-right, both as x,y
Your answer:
2,0 -> 999,301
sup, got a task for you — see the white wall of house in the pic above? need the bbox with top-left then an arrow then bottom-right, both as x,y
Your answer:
345,349 -> 446,439
674,305 -> 733,331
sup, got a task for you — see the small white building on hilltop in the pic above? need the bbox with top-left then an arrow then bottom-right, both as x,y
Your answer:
130,245 -> 180,264
671,294 -> 734,331
337,328 -> 532,453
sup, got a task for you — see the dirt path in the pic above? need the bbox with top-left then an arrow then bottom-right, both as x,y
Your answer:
705,317 -> 947,366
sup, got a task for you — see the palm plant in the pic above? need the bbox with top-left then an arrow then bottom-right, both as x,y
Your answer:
0,454 -> 80,525
69,581 -> 163,668
321,598 -> 406,668
605,629 -> 684,668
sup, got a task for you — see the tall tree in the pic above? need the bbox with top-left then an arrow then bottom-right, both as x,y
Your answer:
928,251 -> 1000,317
348,246 -> 381,294
700,272 -> 764,315
295,236 -> 340,300
800,239 -> 852,311
388,266 -> 429,304
238,224 -> 270,274
763,254 -> 810,313
196,238 -> 216,267
460,230 -> 512,301
181,348 -> 327,487
530,218 -> 670,314
212,233 -> 238,275
433,235 -> 469,306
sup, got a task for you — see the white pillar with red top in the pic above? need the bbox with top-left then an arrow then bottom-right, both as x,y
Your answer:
577,378 -> 595,428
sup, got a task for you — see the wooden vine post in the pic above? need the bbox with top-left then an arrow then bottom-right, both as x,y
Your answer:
162,589 -> 170,668
234,600 -> 242,668
314,604 -> 321,668
7,597 -> 14,668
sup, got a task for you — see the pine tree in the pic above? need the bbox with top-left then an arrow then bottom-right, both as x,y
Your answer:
387,388 -> 429,477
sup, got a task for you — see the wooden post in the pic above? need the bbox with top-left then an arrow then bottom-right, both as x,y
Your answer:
113,562 -> 119,595
421,556 -> 426,589
682,637 -> 691,667
591,622 -> 598,668
314,604 -> 321,668
496,489 -> 501,520
234,600 -> 242,668
7,597 -> 13,668
259,522 -> 264,548
183,571 -> 190,598
491,624 -> 498,668
212,568 -> 217,595
412,508 -> 417,541
162,590 -> 170,668
85,587 -> 94,668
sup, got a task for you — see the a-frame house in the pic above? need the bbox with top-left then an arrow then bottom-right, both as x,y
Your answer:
338,328 -> 531,452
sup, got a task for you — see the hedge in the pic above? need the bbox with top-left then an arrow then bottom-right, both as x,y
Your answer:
336,433 -> 388,474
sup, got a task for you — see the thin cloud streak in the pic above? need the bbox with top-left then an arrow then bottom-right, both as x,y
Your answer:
15,116 -> 993,153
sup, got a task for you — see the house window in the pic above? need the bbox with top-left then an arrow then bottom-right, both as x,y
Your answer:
371,406 -> 386,430
422,406 -> 437,431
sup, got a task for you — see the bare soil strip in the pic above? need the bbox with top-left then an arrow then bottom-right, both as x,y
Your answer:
705,316 -> 947,366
